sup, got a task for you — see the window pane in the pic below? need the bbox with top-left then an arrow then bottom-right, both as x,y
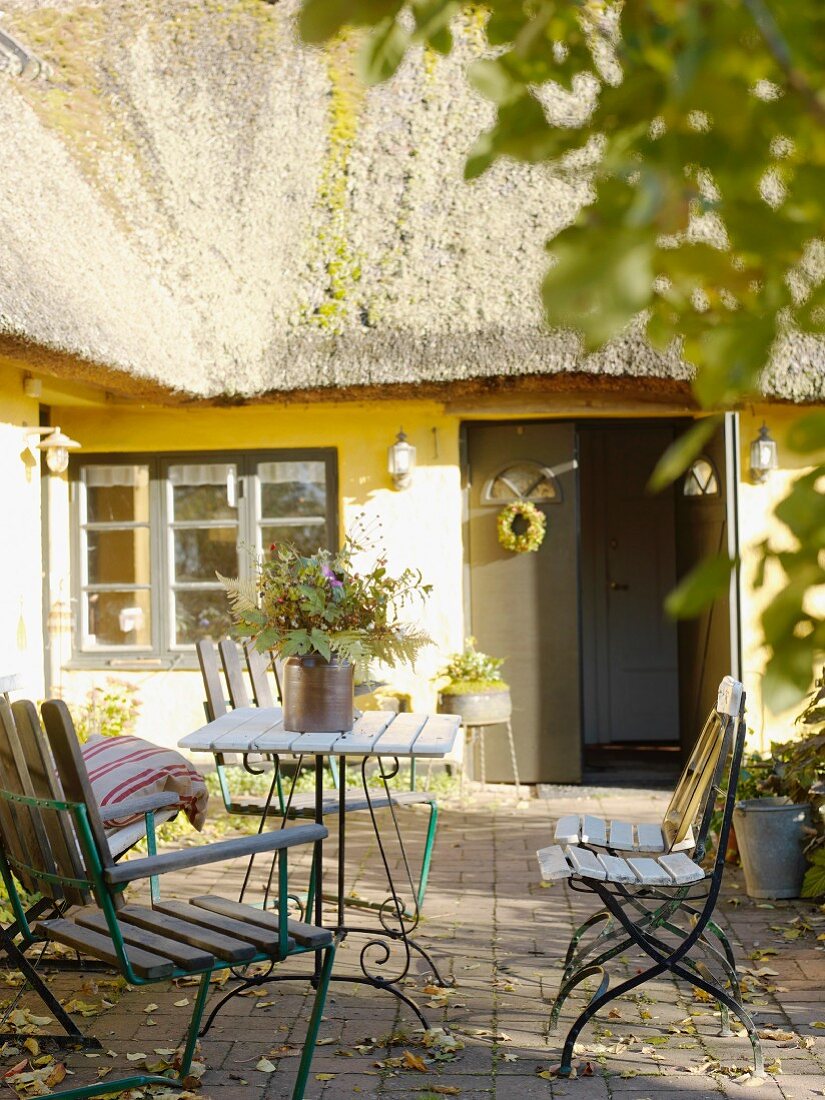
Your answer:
85,590 -> 151,647
86,529 -> 151,586
259,461 -> 326,518
174,590 -> 234,645
85,465 -> 150,523
174,528 -> 239,583
170,463 -> 238,521
262,522 -> 327,557
484,462 -> 559,503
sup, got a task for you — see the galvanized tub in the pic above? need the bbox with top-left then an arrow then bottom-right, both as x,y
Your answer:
437,688 -> 512,727
733,797 -> 812,899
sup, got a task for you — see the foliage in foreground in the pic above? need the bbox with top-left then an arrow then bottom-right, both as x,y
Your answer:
298,0 -> 825,711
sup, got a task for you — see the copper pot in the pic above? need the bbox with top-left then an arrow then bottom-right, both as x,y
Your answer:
282,654 -> 355,733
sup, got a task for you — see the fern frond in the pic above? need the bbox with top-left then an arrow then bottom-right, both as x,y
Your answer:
217,573 -> 260,614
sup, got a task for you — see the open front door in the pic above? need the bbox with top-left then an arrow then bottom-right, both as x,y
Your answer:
674,418 -> 736,754
465,422 -> 581,784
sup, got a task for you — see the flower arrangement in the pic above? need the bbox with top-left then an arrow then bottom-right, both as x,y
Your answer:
436,637 -> 508,696
497,501 -> 546,553
219,539 -> 432,674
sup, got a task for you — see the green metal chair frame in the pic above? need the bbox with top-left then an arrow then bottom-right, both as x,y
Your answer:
0,697 -> 335,1100
546,681 -> 764,1078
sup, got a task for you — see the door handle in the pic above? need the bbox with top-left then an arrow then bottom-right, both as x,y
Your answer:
609,581 -> 629,591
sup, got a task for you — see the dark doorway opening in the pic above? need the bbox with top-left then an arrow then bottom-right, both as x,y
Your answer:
463,416 -> 736,788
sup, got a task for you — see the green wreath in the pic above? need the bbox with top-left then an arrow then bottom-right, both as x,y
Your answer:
497,501 -> 547,554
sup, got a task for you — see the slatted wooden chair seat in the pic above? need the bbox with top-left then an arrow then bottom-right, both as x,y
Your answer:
538,676 -> 764,1080
0,696 -> 335,1100
537,843 -> 706,886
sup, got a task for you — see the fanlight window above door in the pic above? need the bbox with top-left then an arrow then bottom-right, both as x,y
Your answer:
683,456 -> 720,498
482,461 -> 562,504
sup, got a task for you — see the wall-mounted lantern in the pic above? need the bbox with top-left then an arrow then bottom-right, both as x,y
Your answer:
27,426 -> 81,474
388,428 -> 416,491
749,422 -> 779,484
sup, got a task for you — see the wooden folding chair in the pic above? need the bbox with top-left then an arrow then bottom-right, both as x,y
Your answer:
0,696 -> 334,1099
0,698 -> 181,1048
537,677 -> 764,1078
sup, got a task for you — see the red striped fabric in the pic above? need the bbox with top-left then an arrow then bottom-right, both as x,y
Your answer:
81,735 -> 208,832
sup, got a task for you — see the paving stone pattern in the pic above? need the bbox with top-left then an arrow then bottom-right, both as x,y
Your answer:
8,786 -> 825,1099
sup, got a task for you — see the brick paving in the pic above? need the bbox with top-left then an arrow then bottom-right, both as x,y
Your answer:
5,785 -> 825,1099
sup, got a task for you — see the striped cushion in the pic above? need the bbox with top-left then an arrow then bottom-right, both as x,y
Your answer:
81,735 -> 208,833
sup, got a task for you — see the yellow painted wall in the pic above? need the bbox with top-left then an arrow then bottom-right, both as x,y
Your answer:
737,404 -> 824,750
56,400 -> 465,750
0,376 -> 817,762
0,365 -> 45,697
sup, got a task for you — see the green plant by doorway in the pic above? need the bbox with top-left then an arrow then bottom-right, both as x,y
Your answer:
436,637 -> 508,696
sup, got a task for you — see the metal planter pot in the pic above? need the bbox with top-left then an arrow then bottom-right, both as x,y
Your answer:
437,688 -> 512,727
282,655 -> 355,733
733,797 -> 813,899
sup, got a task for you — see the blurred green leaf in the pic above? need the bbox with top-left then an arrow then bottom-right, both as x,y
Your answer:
786,413 -> 825,455
665,554 -> 735,620
648,415 -> 723,493
358,16 -> 410,83
411,0 -> 458,48
299,0 -> 405,43
467,59 -> 522,106
773,468 -> 825,544
763,636 -> 816,714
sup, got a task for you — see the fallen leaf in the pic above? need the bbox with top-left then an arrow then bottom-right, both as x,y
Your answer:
256,1058 -> 277,1073
758,1028 -> 795,1042
403,1050 -> 429,1072
126,1052 -> 147,1062
174,998 -> 190,1008
46,1064 -> 67,1087
316,1072 -> 336,1081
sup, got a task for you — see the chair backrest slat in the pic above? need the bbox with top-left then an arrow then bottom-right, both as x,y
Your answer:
11,701 -> 88,906
245,643 -> 276,707
219,640 -> 250,709
197,639 -> 227,721
661,676 -> 744,851
0,698 -> 42,895
40,701 -> 115,887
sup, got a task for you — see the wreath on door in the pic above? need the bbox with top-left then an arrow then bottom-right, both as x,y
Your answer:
497,501 -> 546,554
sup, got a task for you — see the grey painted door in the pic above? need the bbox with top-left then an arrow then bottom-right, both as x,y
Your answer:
466,422 -> 581,784
580,425 -> 680,744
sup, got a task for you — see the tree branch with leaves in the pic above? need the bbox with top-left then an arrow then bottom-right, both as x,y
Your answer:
298,0 -> 825,711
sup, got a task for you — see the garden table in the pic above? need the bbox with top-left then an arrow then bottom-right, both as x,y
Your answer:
179,708 -> 461,1025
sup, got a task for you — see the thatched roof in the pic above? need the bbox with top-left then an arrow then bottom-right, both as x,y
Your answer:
0,0 -> 822,404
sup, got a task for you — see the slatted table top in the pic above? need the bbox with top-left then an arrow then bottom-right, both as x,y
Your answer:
179,708 -> 461,759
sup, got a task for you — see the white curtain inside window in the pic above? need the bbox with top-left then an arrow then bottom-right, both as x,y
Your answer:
258,461 -> 325,485
84,465 -> 149,488
169,463 -> 235,486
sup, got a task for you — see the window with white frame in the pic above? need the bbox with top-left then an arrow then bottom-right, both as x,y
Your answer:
72,450 -> 337,662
